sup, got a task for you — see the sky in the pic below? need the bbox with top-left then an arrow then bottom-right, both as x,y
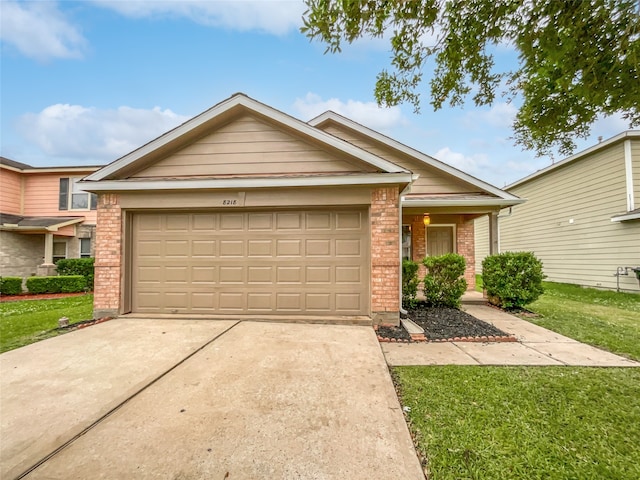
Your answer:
0,0 -> 634,188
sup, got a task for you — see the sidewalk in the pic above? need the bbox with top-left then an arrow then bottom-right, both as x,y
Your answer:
383,295 -> 640,367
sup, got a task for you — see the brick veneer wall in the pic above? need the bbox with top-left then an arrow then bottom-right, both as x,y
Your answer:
370,186 -> 400,325
410,215 -> 427,279
93,193 -> 122,319
456,219 -> 476,289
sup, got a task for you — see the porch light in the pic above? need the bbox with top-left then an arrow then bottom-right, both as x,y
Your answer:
423,214 -> 431,226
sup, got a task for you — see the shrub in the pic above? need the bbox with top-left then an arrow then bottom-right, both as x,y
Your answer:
482,251 -> 545,309
422,253 -> 468,308
55,258 -> 94,289
0,277 -> 23,295
402,260 -> 420,308
26,276 -> 86,294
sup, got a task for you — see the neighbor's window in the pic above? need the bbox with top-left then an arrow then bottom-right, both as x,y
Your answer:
79,238 -> 91,258
59,178 -> 97,211
53,240 -> 67,264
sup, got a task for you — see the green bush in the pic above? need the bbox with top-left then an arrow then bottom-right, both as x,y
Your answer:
482,251 -> 545,309
26,276 -> 87,294
402,260 -> 420,308
0,277 -> 23,295
55,258 -> 94,289
422,253 -> 468,308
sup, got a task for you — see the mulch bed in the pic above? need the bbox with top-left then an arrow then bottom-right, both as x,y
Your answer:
0,292 -> 89,303
377,303 -> 515,343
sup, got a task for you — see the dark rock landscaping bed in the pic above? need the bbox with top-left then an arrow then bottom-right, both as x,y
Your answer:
376,303 -> 514,342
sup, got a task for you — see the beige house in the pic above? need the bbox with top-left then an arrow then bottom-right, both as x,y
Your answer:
476,131 -> 640,293
0,157 -> 100,279
82,93 -> 521,323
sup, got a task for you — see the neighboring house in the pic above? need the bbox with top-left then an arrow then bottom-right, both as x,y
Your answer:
81,93 -> 522,323
475,131 -> 640,293
0,157 -> 101,279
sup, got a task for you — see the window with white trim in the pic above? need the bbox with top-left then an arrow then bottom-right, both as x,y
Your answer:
79,238 -> 92,258
59,178 -> 97,211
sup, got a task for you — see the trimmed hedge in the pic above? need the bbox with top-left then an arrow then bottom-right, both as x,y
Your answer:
402,260 -> 420,308
423,253 -> 468,308
26,276 -> 86,294
482,251 -> 545,309
1,277 -> 23,295
55,258 -> 94,289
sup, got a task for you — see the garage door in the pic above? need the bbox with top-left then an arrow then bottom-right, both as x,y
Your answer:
131,210 -> 369,315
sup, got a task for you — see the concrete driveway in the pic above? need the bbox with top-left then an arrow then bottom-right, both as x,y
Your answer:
1,319 -> 424,479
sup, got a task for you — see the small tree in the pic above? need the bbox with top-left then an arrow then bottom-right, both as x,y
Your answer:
422,253 -> 467,308
482,251 -> 545,309
402,259 -> 420,308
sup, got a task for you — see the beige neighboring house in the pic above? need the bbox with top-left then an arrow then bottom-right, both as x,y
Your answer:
476,131 -> 640,293
0,157 -> 101,280
81,93 -> 521,323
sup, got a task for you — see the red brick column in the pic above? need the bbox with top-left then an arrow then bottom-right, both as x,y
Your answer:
371,186 -> 400,325
456,219 -> 476,290
410,216 -> 427,279
93,193 -> 122,319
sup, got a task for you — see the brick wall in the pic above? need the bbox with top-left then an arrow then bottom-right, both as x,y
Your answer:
456,218 -> 476,289
410,215 -> 427,279
93,193 -> 122,318
370,186 -> 400,324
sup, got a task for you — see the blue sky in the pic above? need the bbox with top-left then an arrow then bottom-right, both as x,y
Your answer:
0,0 -> 633,187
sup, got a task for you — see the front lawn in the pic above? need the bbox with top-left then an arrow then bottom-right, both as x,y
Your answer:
0,295 -> 94,353
525,282 -> 640,361
395,366 -> 640,480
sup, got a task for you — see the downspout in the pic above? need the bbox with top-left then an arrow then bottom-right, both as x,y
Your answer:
496,207 -> 513,253
624,139 -> 635,212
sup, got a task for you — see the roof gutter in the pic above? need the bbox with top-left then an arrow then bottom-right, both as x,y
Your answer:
402,198 -> 525,208
79,173 -> 415,192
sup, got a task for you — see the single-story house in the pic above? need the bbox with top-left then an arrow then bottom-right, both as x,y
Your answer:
475,131 -> 640,293
0,157 -> 100,279
81,93 -> 522,323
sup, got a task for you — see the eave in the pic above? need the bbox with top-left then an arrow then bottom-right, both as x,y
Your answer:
79,173 -> 416,192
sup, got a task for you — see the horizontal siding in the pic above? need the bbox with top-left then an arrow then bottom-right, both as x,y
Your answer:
0,169 -> 22,214
474,215 -> 490,273
322,125 -> 479,194
22,173 -> 97,222
133,114 -> 373,178
502,142 -> 640,292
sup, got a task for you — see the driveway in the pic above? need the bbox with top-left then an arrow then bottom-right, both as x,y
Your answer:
1,319 -> 424,479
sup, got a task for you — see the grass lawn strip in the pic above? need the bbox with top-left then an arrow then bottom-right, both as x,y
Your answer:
525,282 -> 640,361
0,295 -> 94,353
394,366 -> 640,480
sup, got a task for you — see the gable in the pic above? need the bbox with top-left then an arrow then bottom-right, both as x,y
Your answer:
130,113 -> 378,179
319,123 -> 486,196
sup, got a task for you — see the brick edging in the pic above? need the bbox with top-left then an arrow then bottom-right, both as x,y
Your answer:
375,331 -> 518,344
72,317 -> 113,330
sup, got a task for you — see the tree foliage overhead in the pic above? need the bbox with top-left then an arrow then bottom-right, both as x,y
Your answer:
301,0 -> 640,156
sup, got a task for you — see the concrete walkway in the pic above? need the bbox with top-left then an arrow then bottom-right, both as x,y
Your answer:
384,301 -> 640,367
1,319 -> 424,480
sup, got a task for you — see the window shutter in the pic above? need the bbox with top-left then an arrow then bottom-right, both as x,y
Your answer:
59,178 -> 69,210
90,193 -> 98,210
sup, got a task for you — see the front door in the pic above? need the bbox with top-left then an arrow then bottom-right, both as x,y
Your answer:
426,226 -> 454,256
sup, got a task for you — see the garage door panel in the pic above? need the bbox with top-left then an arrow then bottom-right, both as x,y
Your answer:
132,210 -> 369,315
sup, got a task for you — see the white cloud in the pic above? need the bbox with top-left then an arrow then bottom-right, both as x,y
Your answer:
293,93 -> 406,131
434,147 -> 490,176
0,1 -> 86,61
90,0 -> 305,35
18,104 -> 190,162
464,102 -> 518,129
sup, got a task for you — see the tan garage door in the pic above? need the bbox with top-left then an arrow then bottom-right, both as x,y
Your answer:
132,210 -> 369,315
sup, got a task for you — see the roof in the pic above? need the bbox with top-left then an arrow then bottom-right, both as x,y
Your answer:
507,130 -> 640,190
0,156 -> 33,170
84,93 -> 411,186
308,110 -> 523,207
611,207 -> 640,223
0,156 -> 103,174
0,213 -> 85,232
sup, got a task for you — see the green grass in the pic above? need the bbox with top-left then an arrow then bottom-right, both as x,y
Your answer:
394,366 -> 640,480
524,282 -> 640,361
0,295 -> 94,353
